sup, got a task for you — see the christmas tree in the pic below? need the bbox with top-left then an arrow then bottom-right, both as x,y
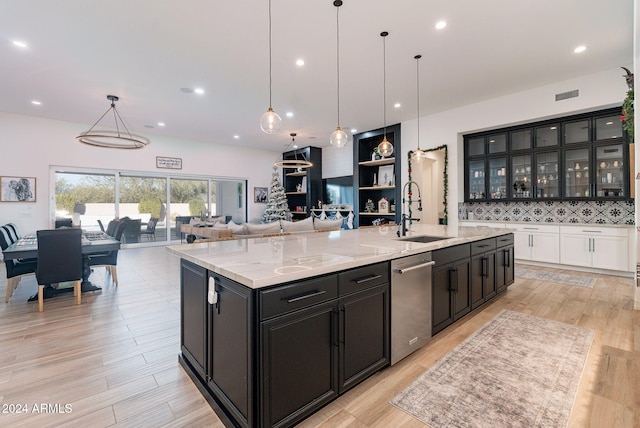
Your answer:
262,170 -> 293,223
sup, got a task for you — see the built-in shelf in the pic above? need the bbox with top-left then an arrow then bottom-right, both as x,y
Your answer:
286,191 -> 307,195
282,147 -> 322,218
285,171 -> 307,177
359,186 -> 395,190
291,211 -> 307,215
358,158 -> 395,167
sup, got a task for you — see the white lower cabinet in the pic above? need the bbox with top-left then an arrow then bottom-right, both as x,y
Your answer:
513,224 -> 560,264
559,225 -> 628,272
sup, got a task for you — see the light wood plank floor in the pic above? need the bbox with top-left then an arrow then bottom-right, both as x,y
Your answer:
1,247 -> 638,427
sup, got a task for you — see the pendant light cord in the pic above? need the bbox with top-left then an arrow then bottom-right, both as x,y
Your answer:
268,0 -> 273,108
382,32 -> 388,139
336,4 -> 341,127
416,54 -> 421,150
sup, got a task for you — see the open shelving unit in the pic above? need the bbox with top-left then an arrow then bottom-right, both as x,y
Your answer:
353,124 -> 401,228
282,146 -> 322,218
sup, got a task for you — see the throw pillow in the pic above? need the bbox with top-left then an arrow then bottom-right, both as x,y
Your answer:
313,217 -> 344,231
226,220 -> 247,235
281,217 -> 314,232
245,221 -> 281,235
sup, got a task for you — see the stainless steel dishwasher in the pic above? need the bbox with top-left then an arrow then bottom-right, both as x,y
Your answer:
391,252 -> 434,365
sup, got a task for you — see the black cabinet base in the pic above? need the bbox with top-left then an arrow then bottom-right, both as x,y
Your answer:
178,355 -> 240,428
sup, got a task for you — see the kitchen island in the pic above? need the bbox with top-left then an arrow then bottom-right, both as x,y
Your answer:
167,224 -> 514,428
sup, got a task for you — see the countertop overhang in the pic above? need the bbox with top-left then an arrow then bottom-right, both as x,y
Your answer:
167,224 -> 513,289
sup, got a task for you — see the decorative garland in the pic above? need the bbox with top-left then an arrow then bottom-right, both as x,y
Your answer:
622,88 -> 634,143
407,145 -> 448,225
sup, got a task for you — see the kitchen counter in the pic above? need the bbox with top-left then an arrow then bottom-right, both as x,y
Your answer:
167,224 -> 512,289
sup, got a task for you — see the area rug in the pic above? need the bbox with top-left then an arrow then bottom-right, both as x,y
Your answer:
390,310 -> 594,428
515,266 -> 596,288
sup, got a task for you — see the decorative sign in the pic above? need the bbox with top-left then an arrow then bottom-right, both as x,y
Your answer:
156,156 -> 182,169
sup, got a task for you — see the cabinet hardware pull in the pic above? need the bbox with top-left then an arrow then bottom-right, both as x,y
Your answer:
354,274 -> 382,284
592,237 -> 595,253
476,244 -> 489,248
530,234 -> 534,247
394,260 -> 435,274
504,249 -> 510,267
453,267 -> 458,292
523,227 -> 539,230
482,257 -> 488,277
285,290 -> 326,303
582,230 -> 601,233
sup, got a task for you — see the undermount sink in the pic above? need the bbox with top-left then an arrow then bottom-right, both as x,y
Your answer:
397,235 -> 451,243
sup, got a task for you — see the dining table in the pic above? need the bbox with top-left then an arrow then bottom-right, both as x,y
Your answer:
2,231 -> 121,300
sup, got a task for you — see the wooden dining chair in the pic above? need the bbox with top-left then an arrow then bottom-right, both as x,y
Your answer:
35,228 -> 83,312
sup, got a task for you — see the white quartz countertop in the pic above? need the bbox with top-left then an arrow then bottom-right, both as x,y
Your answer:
166,224 -> 512,289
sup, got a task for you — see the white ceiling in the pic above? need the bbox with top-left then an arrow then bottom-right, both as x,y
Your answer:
0,0 -> 633,152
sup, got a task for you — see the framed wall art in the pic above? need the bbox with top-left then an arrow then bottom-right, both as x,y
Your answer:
254,187 -> 268,203
1,176 -> 36,202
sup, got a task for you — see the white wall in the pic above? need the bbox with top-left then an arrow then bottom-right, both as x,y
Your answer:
400,67 -> 631,227
0,112 -> 280,231
322,142 -> 353,178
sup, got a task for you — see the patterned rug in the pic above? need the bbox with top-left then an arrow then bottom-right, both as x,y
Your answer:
515,266 -> 596,288
390,310 -> 594,427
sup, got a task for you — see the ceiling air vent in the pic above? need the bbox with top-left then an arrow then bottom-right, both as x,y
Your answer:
555,89 -> 580,101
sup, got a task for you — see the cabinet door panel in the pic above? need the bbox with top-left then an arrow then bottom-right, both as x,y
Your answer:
432,264 -> 454,334
340,284 -> 389,393
592,235 -> 628,271
470,255 -> 485,309
560,234 -> 591,267
261,301 -> 338,428
180,260 -> 207,379
483,252 -> 496,300
210,276 -> 252,422
452,260 -> 471,320
530,233 -> 560,264
513,231 -> 531,261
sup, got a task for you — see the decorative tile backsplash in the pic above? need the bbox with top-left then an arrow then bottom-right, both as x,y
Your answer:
459,200 -> 635,225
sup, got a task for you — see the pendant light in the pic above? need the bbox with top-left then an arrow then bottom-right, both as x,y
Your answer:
329,0 -> 349,148
377,31 -> 393,157
412,54 -> 427,162
259,0 -> 282,134
273,133 -> 314,169
77,95 -> 150,149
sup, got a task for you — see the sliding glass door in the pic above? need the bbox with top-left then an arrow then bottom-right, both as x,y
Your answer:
53,168 -> 246,245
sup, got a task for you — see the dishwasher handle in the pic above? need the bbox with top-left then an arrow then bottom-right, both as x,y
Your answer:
393,260 -> 435,274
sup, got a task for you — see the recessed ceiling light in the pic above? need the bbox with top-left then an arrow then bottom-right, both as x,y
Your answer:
233,135 -> 240,139
435,21 -> 447,30
574,45 -> 586,53
286,112 -> 294,118
296,59 -> 305,66
292,144 -> 298,149
350,128 -> 357,133
157,122 -> 165,127
394,103 -> 401,109
194,88 -> 205,95
31,100 -> 41,105
12,40 -> 27,48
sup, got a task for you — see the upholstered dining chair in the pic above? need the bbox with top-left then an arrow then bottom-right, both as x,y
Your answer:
35,228 -> 83,312
89,221 -> 126,286
1,223 -> 37,302
140,217 -> 158,241
97,219 -> 105,232
105,219 -> 118,237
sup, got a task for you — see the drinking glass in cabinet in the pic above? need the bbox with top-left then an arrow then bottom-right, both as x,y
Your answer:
595,144 -> 624,197
489,158 -> 507,199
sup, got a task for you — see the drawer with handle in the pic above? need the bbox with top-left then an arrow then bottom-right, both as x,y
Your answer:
471,238 -> 496,255
496,234 -> 514,248
338,262 -> 389,296
259,275 -> 338,320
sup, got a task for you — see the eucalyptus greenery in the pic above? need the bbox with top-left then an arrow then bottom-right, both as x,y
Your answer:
622,88 -> 634,143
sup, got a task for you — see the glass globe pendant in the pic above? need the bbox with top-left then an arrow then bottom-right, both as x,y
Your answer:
329,0 -> 350,148
260,106 -> 282,134
411,54 -> 426,162
376,31 -> 393,157
378,137 -> 394,157
330,125 -> 348,148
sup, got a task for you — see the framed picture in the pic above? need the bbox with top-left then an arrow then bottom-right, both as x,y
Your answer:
254,187 -> 268,203
378,165 -> 394,186
1,176 -> 36,202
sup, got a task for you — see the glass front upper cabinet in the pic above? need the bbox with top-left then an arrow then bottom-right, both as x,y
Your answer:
595,144 -> 625,197
511,154 -> 531,198
468,159 -> 486,200
564,148 -> 591,198
510,129 -> 531,151
488,157 -> 507,199
466,137 -> 485,157
535,152 -> 559,199
564,119 -> 590,144
594,114 -> 624,141
535,124 -> 559,148
487,133 -> 507,154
